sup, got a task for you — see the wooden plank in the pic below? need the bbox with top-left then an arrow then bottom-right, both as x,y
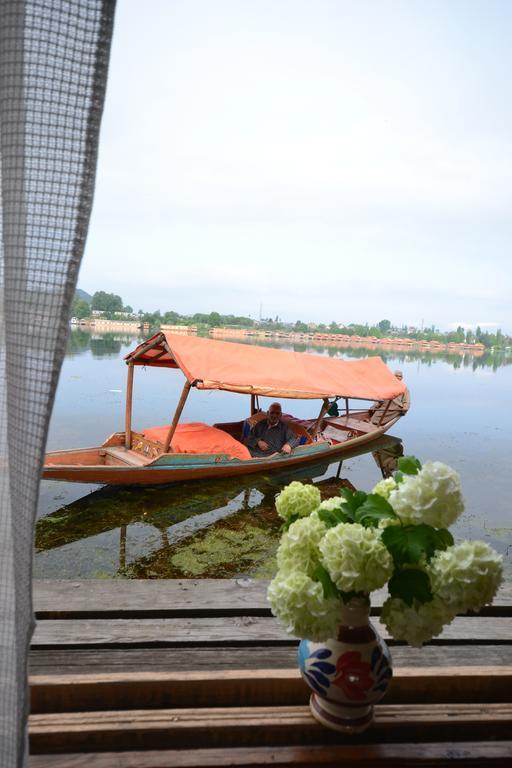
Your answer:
106,448 -> 148,467
29,666 -> 512,714
33,579 -> 271,619
28,703 -> 512,753
31,615 -> 512,647
33,580 -> 512,619
28,741 -> 512,767
28,644 -> 512,675
324,417 -> 377,434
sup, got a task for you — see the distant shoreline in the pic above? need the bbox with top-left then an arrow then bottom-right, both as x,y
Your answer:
165,324 -> 487,357
70,319 -> 488,356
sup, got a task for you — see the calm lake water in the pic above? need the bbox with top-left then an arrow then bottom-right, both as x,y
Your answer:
35,329 -> 512,581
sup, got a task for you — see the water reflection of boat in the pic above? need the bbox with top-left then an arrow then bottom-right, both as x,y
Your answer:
35,437 -> 402,577
43,333 -> 407,486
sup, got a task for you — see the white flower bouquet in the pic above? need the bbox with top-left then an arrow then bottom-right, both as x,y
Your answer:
268,457 -> 503,647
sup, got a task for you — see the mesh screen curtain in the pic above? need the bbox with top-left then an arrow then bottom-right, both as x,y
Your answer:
0,1 -> 115,764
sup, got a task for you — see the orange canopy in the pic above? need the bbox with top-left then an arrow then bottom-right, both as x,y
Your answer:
125,333 -> 406,401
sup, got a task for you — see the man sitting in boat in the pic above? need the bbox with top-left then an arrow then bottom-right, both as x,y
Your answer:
369,370 -> 411,424
245,403 -> 299,457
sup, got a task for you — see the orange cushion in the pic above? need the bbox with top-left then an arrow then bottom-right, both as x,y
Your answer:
142,422 -> 251,461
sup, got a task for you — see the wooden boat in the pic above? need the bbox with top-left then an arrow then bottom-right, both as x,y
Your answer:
43,333 -> 408,486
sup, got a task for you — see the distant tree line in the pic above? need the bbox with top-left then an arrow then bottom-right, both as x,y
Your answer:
70,292 -> 511,350
71,290 -> 133,319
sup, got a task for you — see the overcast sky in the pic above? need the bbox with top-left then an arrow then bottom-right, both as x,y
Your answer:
80,0 -> 512,332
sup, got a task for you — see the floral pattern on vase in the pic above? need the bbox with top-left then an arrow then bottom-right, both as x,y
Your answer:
298,597 -> 392,733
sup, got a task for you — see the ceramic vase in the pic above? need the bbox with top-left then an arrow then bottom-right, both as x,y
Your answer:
298,597 -> 392,734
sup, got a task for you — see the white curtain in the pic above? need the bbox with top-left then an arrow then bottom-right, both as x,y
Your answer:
0,1 -> 116,764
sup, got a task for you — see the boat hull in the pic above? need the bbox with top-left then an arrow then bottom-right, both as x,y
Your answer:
42,424 -> 395,486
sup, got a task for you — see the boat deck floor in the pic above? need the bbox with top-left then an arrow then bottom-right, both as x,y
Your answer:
325,416 -> 377,433
105,447 -> 151,466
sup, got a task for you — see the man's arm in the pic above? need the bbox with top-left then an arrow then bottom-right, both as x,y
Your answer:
245,420 -> 271,452
281,424 -> 300,452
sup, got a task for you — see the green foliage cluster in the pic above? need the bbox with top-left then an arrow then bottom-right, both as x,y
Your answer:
70,290 -> 133,320
315,456 -> 454,607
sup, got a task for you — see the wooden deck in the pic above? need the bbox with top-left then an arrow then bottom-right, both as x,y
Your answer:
29,579 -> 512,766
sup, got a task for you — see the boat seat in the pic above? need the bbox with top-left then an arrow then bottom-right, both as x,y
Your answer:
105,447 -> 149,466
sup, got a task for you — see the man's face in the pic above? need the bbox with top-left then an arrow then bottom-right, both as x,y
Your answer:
267,405 -> 282,426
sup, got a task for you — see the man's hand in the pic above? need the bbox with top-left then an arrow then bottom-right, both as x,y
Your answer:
281,443 -> 292,455
257,439 -> 269,451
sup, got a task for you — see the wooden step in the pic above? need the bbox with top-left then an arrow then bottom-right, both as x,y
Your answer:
32,580 -> 512,620
31,615 -> 512,648
28,643 -> 512,675
29,666 -> 512,714
28,702 -> 512,753
27,741 -> 512,767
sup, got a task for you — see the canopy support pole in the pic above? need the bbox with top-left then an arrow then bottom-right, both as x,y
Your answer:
310,398 -> 330,439
124,363 -> 134,449
345,397 -> 349,418
250,393 -> 256,415
377,399 -> 392,426
164,381 -> 192,453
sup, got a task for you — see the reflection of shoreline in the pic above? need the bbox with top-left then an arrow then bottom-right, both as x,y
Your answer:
209,328 -> 485,356
68,329 -> 512,370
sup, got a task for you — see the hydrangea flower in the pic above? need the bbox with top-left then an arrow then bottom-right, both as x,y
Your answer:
428,541 -> 503,613
380,596 -> 456,647
319,523 -> 393,593
388,460 -> 464,528
377,516 -> 401,530
318,496 -> 344,512
372,477 -> 398,499
267,570 -> 340,641
275,481 -> 321,522
277,511 -> 327,577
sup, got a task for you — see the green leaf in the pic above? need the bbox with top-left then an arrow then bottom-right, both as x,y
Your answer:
313,564 -> 339,600
397,456 -> 422,475
282,513 -> 300,532
317,507 -> 349,528
339,488 -> 368,520
354,494 -> 398,528
433,528 -> 454,552
388,568 -> 433,606
394,471 -> 404,484
381,524 -> 440,566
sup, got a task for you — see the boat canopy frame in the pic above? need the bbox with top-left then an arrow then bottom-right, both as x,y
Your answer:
123,332 -> 406,452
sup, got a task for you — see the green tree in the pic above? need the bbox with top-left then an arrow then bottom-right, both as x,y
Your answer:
91,291 -> 123,312
71,298 -> 90,319
162,310 -> 180,324
378,319 -> 391,333
208,311 -> 222,326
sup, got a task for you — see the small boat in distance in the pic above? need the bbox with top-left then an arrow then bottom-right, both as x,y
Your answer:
43,333 -> 408,486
